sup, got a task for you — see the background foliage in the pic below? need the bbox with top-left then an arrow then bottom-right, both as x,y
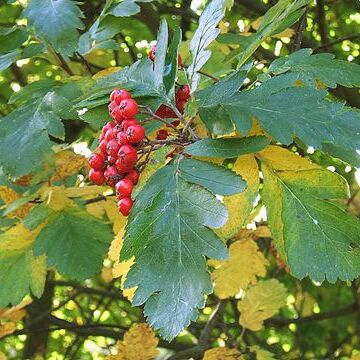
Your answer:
0,0 -> 360,359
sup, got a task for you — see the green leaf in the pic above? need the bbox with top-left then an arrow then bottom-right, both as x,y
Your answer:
0,27 -> 28,52
187,0 -> 226,92
109,0 -> 140,17
121,157 -> 228,340
185,136 -> 270,158
164,26 -> 181,94
33,208 -> 113,280
23,0 -> 84,56
23,204 -> 52,230
154,19 -> 168,90
269,48 -> 360,88
224,74 -> 360,149
0,49 -> 21,72
0,93 -> 66,177
79,105 -> 111,129
196,69 -> 248,134
259,146 -> 360,283
227,0 -> 309,66
178,158 -> 246,196
0,225 -> 46,307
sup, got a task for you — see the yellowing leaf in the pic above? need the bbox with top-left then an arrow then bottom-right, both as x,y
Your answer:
104,198 -> 127,234
209,238 -> 268,299
295,291 -> 315,317
39,186 -> 75,211
65,185 -> 108,198
351,351 -> 360,360
0,351 -> 7,360
203,347 -> 243,360
0,322 -> 17,338
101,267 -> 113,283
249,346 -> 276,360
0,186 -> 31,218
93,67 -> 121,80
0,299 -> 31,321
51,150 -> 86,182
217,155 -> 259,238
108,323 -> 158,360
237,279 -> 288,331
109,229 -> 136,301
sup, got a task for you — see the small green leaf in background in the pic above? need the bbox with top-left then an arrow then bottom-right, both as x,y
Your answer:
185,136 -> 270,158
23,0 -> 85,56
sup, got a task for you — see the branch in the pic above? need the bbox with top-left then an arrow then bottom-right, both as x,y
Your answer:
292,8 -> 308,52
316,0 -> 328,46
313,35 -> 360,52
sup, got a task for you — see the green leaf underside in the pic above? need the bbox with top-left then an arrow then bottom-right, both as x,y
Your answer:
121,157 -> 233,340
23,0 -> 84,56
260,150 -> 360,283
0,93 -> 66,177
269,48 -> 360,88
221,74 -> 360,149
185,136 -> 270,158
187,0 -> 226,92
33,208 -> 113,280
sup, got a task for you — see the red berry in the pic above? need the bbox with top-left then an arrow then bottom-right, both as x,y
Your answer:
115,178 -> 134,198
99,140 -> 108,154
89,169 -> 105,185
105,128 -> 115,142
119,98 -> 138,118
103,121 -> 115,132
149,45 -> 156,62
88,153 -> 104,170
125,169 -> 140,185
177,85 -> 190,100
110,89 -> 120,102
117,144 -> 137,166
178,53 -> 182,66
126,124 -> 145,143
115,159 -> 133,174
104,165 -> 119,179
111,107 -> 124,124
176,99 -> 187,113
117,131 -> 129,145
113,89 -> 131,105
155,104 -> 167,118
122,118 -> 139,130
156,129 -> 168,140
164,107 -> 177,118
118,197 -> 133,216
171,120 -> 180,127
106,139 -> 120,157
108,101 -> 117,115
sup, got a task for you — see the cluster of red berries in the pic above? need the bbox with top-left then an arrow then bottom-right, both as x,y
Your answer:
88,89 -> 145,216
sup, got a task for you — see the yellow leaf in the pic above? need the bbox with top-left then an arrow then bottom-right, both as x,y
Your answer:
237,279 -> 288,331
109,229 -> 136,302
0,299 -> 31,321
0,322 -> 17,338
203,347 -> 243,360
249,346 -> 276,360
93,67 -> 121,80
104,198 -> 127,234
209,238 -> 268,299
108,323 -> 159,360
216,155 -> 259,239
295,291 -> 315,317
0,186 -> 31,218
0,351 -> 7,360
51,150 -> 87,182
101,267 -> 113,284
274,28 -> 295,39
351,351 -> 360,360
38,186 -> 75,211
65,185 -> 109,198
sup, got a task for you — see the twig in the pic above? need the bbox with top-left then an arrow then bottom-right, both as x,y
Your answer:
75,52 -> 93,75
314,35 -> 360,52
181,64 -> 219,83
139,108 -> 181,133
292,8 -> 308,52
316,0 -> 328,46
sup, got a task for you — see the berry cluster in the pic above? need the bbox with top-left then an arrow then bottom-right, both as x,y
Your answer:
88,89 -> 144,216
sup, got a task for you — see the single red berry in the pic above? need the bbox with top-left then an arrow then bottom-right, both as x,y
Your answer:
164,107 -> 177,118
115,178 -> 134,198
117,131 -> 130,145
111,107 -> 124,124
104,165 -> 119,179
177,85 -> 190,100
112,126 -> 121,138
115,159 -> 133,173
103,121 -> 115,132
88,153 -> 104,170
107,155 -> 117,164
156,129 -> 168,140
114,89 -> 131,105
99,140 -> 108,154
108,101 -> 117,115
125,169 -> 139,185
106,139 -> 120,157
149,45 -> 156,62
119,98 -> 138,118
126,124 -> 145,143
171,120 -> 180,127
117,197 -> 133,216
104,128 -> 115,142
176,99 -> 187,113
110,89 -> 120,102
155,104 -> 167,118
89,169 -> 105,185
117,144 -> 137,166
122,118 -> 139,130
